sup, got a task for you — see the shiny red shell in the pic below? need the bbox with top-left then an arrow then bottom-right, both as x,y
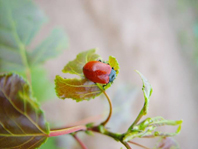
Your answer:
83,61 -> 111,84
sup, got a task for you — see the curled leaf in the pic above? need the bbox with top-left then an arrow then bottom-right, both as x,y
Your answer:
0,73 -> 49,149
136,70 -> 152,115
55,75 -> 102,102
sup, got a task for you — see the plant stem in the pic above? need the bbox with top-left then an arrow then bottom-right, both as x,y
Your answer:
73,134 -> 88,149
128,104 -> 145,131
49,125 -> 86,137
121,141 -> 132,149
90,125 -> 133,149
100,91 -> 113,126
128,141 -> 150,149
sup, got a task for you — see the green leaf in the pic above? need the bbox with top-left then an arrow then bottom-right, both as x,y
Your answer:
124,117 -> 182,141
39,137 -> 57,149
108,56 -> 120,75
102,56 -> 120,90
31,66 -> 56,102
0,73 -> 49,149
0,0 -> 67,75
62,49 -> 101,76
0,0 -> 46,72
56,49 -> 103,101
127,71 -> 153,131
56,49 -> 120,101
136,70 -> 152,115
55,75 -> 102,102
28,28 -> 68,66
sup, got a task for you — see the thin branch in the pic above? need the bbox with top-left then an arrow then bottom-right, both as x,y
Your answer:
49,125 -> 86,137
100,91 -> 113,126
128,141 -> 150,149
121,141 -> 132,149
73,134 -> 88,149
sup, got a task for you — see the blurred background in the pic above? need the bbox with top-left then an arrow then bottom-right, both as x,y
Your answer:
32,0 -> 198,148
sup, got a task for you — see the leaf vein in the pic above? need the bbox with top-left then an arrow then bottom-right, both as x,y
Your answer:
27,136 -> 46,149
2,90 -> 46,134
9,136 -> 35,149
0,122 -> 13,135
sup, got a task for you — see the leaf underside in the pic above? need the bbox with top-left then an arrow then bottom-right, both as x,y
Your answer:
0,74 -> 49,149
55,75 -> 102,102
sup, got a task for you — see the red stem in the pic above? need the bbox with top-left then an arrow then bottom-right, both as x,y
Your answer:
73,134 -> 88,149
128,141 -> 150,149
48,125 -> 86,137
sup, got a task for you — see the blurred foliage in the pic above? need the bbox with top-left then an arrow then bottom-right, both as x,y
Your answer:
177,0 -> 198,65
0,74 -> 49,149
39,137 -> 57,149
0,0 -> 67,102
0,0 -> 68,148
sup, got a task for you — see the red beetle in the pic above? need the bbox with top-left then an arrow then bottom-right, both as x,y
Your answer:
83,61 -> 116,84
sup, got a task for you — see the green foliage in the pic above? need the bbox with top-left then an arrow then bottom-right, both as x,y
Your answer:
136,70 -> 152,115
0,0 -> 68,148
0,73 -> 49,149
39,137 -> 57,149
0,0 -> 67,102
0,0 -> 182,148
62,49 -> 101,75
108,56 -> 120,74
55,76 -> 101,102
28,28 -> 67,66
31,66 -> 56,102
123,71 -> 182,142
124,117 -> 182,142
0,0 -> 46,72
55,49 -> 120,102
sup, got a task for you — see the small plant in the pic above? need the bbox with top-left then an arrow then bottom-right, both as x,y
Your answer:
0,0 -> 182,148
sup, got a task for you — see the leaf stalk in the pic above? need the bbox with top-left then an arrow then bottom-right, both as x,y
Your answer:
49,125 -> 86,137
100,90 -> 113,126
73,133 -> 88,149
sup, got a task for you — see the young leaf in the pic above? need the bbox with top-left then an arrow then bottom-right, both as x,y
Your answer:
62,49 -> 101,76
56,49 -> 119,101
0,73 -> 49,149
55,75 -> 102,102
108,56 -> 120,75
136,70 -> 153,115
128,71 -> 153,131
